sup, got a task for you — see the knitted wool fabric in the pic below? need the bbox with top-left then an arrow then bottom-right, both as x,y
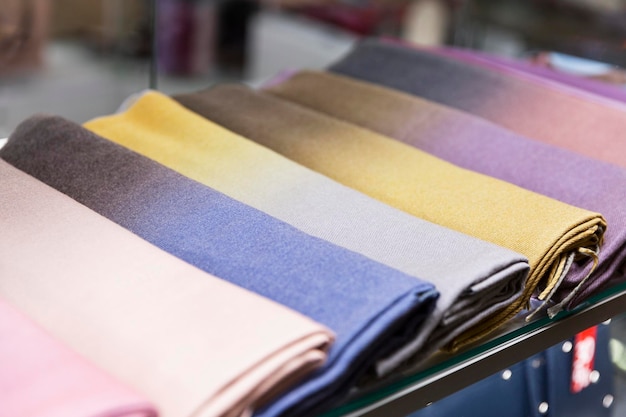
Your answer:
86,90 -> 529,374
329,39 -> 626,169
1,116 -> 437,417
265,70 -> 626,309
0,157 -> 334,417
169,83 -> 606,350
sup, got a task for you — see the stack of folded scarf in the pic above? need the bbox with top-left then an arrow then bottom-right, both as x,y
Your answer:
1,36 -> 625,417
1,116 -> 438,417
170,83 -> 605,349
84,90 -> 529,373
0,158 -> 334,417
330,38 -> 626,169
263,69 -> 626,312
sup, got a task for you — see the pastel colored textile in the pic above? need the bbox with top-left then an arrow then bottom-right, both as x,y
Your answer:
329,39 -> 626,169
0,156 -> 335,417
432,46 -> 626,104
266,70 -> 626,308
1,116 -> 437,417
175,83 -> 606,348
87,91 -> 528,374
378,38 -> 626,109
0,298 -> 156,417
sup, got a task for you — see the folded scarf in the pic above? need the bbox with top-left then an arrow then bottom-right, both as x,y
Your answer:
1,116 -> 437,417
430,46 -> 626,105
0,158 -> 334,417
376,39 -> 624,109
329,39 -> 626,169
0,298 -> 156,417
171,83 -> 606,348
266,70 -> 626,310
83,90 -> 528,374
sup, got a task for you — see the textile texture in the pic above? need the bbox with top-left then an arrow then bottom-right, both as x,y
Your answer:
88,90 -> 528,374
266,70 -> 626,308
329,39 -> 626,169
0,298 -> 156,417
0,116 -> 437,417
432,45 -> 626,105
0,157 -> 334,417
171,83 -> 606,350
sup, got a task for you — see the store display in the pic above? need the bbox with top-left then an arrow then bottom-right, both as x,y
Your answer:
1,8 -> 625,411
0,156 -> 334,417
169,83 -> 606,349
265,69 -> 626,310
86,90 -> 529,375
330,39 -> 626,169
0,298 -> 156,417
0,115 -> 438,417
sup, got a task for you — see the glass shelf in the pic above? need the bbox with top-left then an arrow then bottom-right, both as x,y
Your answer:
321,281 -> 626,417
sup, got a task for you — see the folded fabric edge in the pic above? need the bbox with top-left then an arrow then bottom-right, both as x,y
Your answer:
375,261 -> 529,376
258,286 -> 437,417
566,241 -> 626,308
257,75 -> 604,353
196,332 -> 332,417
445,218 -> 605,351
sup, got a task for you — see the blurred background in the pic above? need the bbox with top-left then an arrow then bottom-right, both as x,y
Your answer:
0,0 -> 625,138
